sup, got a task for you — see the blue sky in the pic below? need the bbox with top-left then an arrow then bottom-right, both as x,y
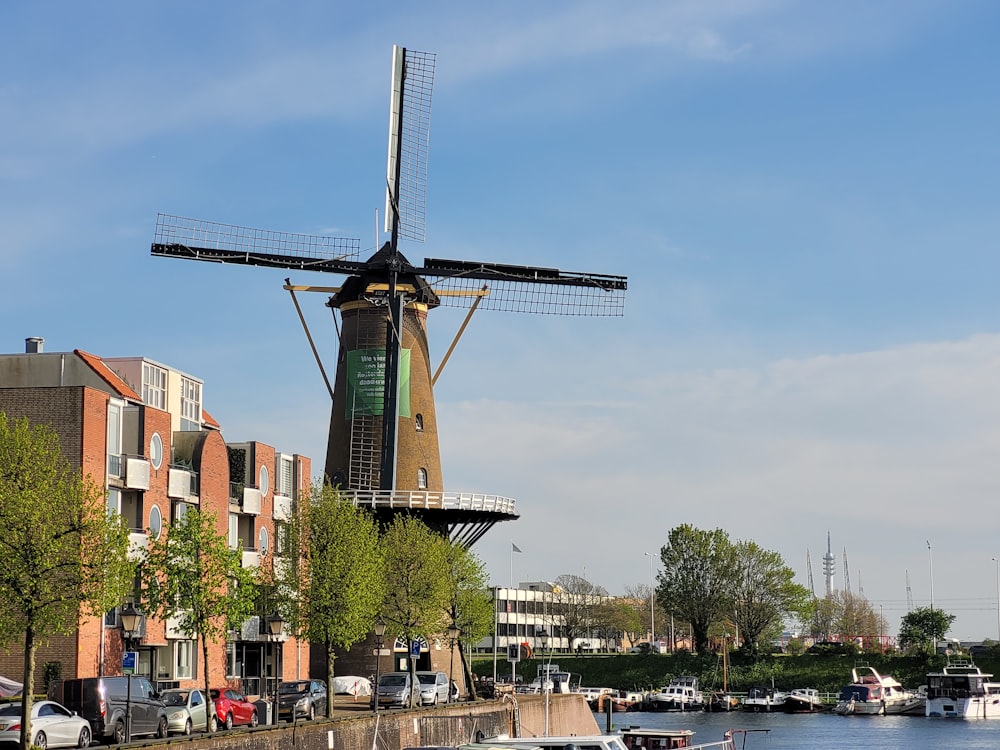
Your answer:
3,1 -> 1000,640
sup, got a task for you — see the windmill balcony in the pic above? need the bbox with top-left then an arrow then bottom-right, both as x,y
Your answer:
343,490 -> 517,514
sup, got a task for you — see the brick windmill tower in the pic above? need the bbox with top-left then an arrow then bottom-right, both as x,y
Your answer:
152,46 -> 627,547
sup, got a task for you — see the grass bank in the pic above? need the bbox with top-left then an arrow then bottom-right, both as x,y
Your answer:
471,652 -> 1000,693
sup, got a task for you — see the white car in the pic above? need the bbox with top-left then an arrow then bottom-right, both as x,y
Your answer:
0,701 -> 92,749
415,671 -> 450,705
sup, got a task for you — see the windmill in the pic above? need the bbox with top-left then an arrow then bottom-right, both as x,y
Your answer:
151,46 -> 627,546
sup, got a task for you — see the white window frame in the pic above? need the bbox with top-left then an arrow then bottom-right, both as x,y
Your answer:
229,513 -> 239,550
417,467 -> 428,489
174,640 -> 194,680
149,433 -> 163,470
180,377 -> 201,431
142,363 -> 167,410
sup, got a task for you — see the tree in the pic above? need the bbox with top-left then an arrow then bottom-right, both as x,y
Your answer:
622,583 -> 669,646
899,606 -> 955,655
553,574 -> 608,651
591,599 -> 643,651
442,542 -> 492,700
273,482 -> 385,715
730,540 -> 811,657
142,506 -> 258,732
380,516 -> 451,707
0,415 -> 135,750
656,525 -> 736,654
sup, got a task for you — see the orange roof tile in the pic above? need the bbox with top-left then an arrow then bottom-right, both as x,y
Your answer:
75,350 -> 142,401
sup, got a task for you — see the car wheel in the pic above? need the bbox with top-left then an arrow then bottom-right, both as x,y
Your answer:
77,725 -> 91,748
225,712 -> 234,730
183,719 -> 192,736
308,704 -> 315,721
113,720 -> 126,745
157,717 -> 168,739
210,715 -> 218,732
250,711 -> 258,728
35,731 -> 47,750
431,694 -> 438,706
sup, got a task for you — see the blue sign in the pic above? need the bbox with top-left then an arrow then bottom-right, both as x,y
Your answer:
122,651 -> 137,674
410,641 -> 421,658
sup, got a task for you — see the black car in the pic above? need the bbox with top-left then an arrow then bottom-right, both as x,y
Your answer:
48,676 -> 168,743
277,680 -> 327,721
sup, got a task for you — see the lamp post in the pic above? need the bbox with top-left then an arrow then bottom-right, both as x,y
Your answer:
373,617 -> 387,713
927,540 -> 936,653
119,601 -> 143,744
538,629 -> 550,737
266,614 -> 286,724
993,558 -> 1000,642
447,622 -> 460,703
643,552 -> 656,651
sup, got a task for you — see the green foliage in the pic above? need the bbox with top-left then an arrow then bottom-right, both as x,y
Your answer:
0,414 -> 135,750
42,662 -> 61,690
142,506 -> 258,732
731,540 -> 811,657
381,515 -> 451,707
656,525 -> 737,654
443,542 -> 492,699
899,606 -> 956,654
273,482 -> 385,714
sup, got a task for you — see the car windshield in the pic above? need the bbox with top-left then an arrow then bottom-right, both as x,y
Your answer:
279,682 -> 309,694
417,675 -> 437,686
381,675 -> 407,687
163,692 -> 189,706
0,705 -> 20,717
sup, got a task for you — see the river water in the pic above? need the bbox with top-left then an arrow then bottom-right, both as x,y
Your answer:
594,709 -> 1000,750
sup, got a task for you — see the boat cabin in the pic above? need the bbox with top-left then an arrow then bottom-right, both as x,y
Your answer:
620,727 -> 694,750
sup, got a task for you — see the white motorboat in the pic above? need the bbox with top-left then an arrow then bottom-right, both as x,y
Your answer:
742,685 -> 788,712
925,659 -> 1000,718
835,665 -> 924,716
645,676 -> 704,711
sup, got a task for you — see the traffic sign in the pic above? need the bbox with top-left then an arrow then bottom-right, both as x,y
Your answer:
122,651 -> 137,675
507,643 -> 521,663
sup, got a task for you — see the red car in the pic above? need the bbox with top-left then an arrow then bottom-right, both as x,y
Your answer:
209,689 -> 258,729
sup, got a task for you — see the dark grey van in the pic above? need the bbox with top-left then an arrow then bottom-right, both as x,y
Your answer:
48,676 -> 168,743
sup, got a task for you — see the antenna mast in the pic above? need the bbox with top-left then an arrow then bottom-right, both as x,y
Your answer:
843,548 -> 851,595
906,569 -> 913,612
822,531 -> 836,597
806,549 -> 816,598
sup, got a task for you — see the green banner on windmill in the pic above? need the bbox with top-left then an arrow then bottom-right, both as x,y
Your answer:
346,348 -> 410,418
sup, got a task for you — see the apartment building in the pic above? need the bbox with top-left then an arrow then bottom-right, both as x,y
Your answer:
0,339 -> 311,698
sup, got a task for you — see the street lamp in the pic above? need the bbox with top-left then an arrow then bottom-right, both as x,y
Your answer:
927,540 -> 936,653
538,629 -> 550,737
119,601 -> 143,744
373,617 -> 387,713
643,552 -> 656,651
266,614 -> 286,724
992,558 -> 1000,642
447,622 -> 460,703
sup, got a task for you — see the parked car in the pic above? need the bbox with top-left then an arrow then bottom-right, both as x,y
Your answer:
277,680 -> 327,721
415,672 -> 450,706
0,701 -> 92,749
209,689 -> 258,729
372,673 -> 420,709
48,676 -> 168,743
160,688 -> 215,735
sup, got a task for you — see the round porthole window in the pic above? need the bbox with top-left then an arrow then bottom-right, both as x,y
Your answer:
259,465 -> 270,497
149,505 -> 162,540
259,527 -> 269,557
150,433 -> 163,470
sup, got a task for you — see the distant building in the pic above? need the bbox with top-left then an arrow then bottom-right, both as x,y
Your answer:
0,339 -> 310,697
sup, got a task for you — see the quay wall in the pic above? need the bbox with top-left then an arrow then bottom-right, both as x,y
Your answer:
131,695 -> 599,750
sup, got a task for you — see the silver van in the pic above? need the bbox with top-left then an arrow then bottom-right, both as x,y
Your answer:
415,671 -> 449,705
374,672 -> 420,708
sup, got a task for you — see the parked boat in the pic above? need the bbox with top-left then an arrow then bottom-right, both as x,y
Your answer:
742,685 -> 788,712
619,726 -> 695,749
783,688 -> 823,713
925,659 -> 1000,718
645,676 -> 704,711
706,637 -> 739,712
834,665 -> 924,716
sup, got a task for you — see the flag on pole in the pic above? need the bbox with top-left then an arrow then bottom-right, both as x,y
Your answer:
512,542 -> 522,553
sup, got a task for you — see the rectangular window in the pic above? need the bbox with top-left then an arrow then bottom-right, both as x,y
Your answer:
174,640 -> 193,680
107,488 -> 121,518
107,402 -> 122,476
229,513 -> 239,550
142,363 -> 168,410
180,378 -> 201,431
278,456 -> 294,496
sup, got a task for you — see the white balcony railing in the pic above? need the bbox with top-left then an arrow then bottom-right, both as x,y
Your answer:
242,550 -> 261,569
123,455 -> 150,491
168,467 -> 198,500
273,494 -> 293,521
341,490 -> 518,516
127,531 -> 149,561
241,486 -> 262,515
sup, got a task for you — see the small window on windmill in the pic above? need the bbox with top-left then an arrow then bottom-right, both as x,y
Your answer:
415,413 -> 424,431
417,468 -> 428,489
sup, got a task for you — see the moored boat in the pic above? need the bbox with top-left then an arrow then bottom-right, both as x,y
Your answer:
834,665 -> 923,716
742,685 -> 788,712
783,688 -> 823,713
620,726 -> 695,749
645,676 -> 704,711
925,659 -> 1000,718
